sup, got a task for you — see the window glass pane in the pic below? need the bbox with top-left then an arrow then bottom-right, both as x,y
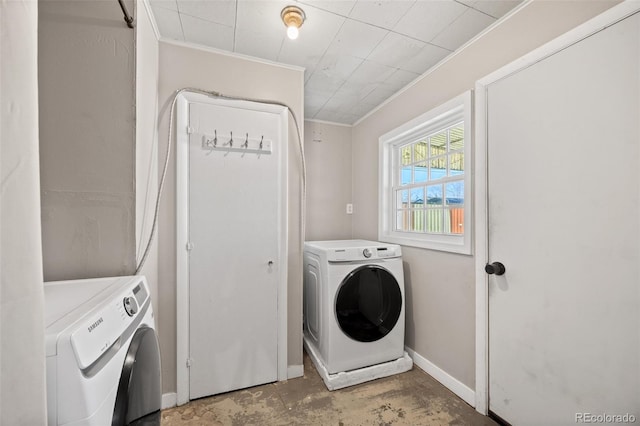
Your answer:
396,210 -> 409,231
446,181 -> 464,205
401,166 -> 411,185
430,132 -> 447,156
397,189 -> 409,209
411,187 -> 424,206
401,146 -> 411,165
426,208 -> 443,233
449,152 -> 464,176
414,163 -> 427,183
411,210 -> 425,232
426,184 -> 443,206
449,123 -> 464,151
430,157 -> 446,180
413,141 -> 427,162
449,208 -> 464,234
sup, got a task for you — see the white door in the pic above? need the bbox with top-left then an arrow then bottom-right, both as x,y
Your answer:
486,12 -> 640,424
187,101 -> 285,399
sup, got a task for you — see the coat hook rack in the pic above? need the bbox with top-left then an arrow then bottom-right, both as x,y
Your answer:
201,131 -> 272,156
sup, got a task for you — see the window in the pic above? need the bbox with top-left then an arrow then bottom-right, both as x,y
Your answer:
378,91 -> 472,254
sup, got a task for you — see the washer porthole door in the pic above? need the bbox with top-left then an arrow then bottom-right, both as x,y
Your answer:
335,265 -> 402,342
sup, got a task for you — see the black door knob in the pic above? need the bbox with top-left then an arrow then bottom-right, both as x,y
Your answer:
485,262 -> 506,276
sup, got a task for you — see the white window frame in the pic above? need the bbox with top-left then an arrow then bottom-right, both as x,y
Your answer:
378,91 -> 473,254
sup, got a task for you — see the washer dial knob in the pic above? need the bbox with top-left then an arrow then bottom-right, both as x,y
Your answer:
363,248 -> 372,258
123,296 -> 138,317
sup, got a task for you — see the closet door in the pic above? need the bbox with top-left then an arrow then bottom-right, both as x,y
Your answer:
187,101 -> 285,399
486,11 -> 640,424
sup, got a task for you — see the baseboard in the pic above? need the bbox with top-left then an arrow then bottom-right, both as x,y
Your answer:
405,346 -> 475,407
161,392 -> 177,410
287,364 -> 304,379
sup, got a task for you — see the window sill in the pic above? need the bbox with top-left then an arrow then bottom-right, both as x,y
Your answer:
378,232 -> 472,255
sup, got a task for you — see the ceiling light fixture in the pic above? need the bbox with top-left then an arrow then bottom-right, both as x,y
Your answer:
281,5 -> 305,40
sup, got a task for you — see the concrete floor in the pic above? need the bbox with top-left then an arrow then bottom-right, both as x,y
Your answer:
161,352 -> 497,425
161,353 -> 497,426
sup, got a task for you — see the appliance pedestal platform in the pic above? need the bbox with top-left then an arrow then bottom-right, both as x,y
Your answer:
304,338 -> 413,391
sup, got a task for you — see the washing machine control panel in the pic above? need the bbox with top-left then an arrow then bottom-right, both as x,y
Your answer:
326,244 -> 401,262
69,278 -> 151,370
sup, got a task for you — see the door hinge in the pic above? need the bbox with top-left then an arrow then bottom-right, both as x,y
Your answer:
186,242 -> 194,251
187,126 -> 195,134
186,358 -> 192,368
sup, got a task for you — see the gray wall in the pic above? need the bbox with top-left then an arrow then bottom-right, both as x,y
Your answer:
157,41 -> 305,393
304,120 -> 353,241
351,0 -> 619,389
0,0 -> 47,423
39,0 -> 136,281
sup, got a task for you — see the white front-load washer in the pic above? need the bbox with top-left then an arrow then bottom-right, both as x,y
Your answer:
44,275 -> 161,426
303,240 -> 407,375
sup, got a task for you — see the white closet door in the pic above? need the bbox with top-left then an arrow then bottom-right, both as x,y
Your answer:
486,12 -> 640,424
188,102 -> 284,399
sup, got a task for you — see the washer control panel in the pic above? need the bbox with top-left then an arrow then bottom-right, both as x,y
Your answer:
70,278 -> 150,370
326,243 -> 401,262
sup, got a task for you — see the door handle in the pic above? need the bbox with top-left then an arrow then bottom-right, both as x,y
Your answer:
485,262 -> 506,276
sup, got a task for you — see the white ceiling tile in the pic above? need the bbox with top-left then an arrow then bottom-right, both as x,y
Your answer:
306,71 -> 345,93
313,109 -> 359,124
367,32 -> 425,69
401,43 -> 450,74
236,0 -> 291,42
149,0 -> 178,12
305,89 -> 333,108
323,19 -> 387,59
298,0 -> 356,17
315,54 -> 364,81
475,0 -> 521,19
338,79 -> 377,100
177,0 -> 236,26
348,0 -> 415,30
360,82 -> 398,106
322,92 -> 362,112
347,60 -> 396,86
180,14 -> 234,50
393,0 -> 467,43
150,5 -> 184,40
234,28 -> 283,61
431,7 -> 495,51
385,68 -> 420,87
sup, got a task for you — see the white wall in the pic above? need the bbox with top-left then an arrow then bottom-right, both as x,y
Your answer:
39,0 -> 136,281
135,0 -> 160,325
304,120 -> 352,241
0,0 -> 47,423
156,41 -> 304,393
351,0 -> 620,390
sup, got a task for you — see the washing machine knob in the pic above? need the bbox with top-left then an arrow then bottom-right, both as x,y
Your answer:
363,248 -> 372,258
123,296 -> 138,317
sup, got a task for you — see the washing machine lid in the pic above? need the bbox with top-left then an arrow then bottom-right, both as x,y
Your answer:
44,276 -> 150,368
304,240 -> 401,262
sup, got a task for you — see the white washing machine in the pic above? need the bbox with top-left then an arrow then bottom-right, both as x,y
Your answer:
44,275 -> 161,426
303,240 -> 407,375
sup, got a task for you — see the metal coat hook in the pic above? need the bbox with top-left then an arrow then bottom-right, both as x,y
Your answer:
243,133 -> 249,148
229,131 -> 233,147
213,130 -> 218,146
260,136 -> 264,149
